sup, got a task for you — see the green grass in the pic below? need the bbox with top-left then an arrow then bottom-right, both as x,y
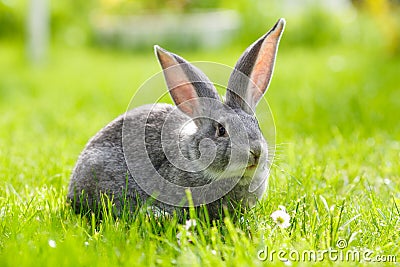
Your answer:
0,36 -> 399,267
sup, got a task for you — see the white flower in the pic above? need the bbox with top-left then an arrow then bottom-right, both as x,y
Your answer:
271,209 -> 291,229
48,239 -> 56,248
176,231 -> 193,246
185,219 -> 197,230
284,260 -> 293,266
176,231 -> 182,240
176,219 -> 197,246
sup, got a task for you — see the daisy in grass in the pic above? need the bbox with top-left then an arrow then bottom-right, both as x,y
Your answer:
271,207 -> 291,229
176,219 -> 197,245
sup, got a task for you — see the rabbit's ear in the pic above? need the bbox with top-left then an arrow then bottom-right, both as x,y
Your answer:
226,18 -> 285,114
155,45 -> 219,118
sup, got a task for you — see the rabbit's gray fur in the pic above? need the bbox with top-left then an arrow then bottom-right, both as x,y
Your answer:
67,19 -> 285,220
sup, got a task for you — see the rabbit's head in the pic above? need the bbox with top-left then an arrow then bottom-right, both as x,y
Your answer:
155,18 -> 285,192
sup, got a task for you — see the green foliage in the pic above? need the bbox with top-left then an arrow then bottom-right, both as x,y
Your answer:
284,10 -> 342,47
0,1 -> 24,39
97,0 -> 222,14
50,0 -> 94,44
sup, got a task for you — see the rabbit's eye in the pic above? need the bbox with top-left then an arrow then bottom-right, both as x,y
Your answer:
216,124 -> 227,137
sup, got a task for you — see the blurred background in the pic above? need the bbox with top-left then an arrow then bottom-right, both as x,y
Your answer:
2,0 -> 400,55
0,0 -> 399,187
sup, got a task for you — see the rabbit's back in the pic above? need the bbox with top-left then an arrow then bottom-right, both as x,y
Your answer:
67,103 -> 176,213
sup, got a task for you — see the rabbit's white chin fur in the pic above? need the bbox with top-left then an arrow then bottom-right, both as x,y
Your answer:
204,161 -> 266,185
203,167 -> 242,182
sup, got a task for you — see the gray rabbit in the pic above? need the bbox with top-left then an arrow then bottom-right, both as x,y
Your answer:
67,18 -> 285,220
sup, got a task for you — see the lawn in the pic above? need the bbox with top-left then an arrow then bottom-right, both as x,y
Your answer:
0,30 -> 399,266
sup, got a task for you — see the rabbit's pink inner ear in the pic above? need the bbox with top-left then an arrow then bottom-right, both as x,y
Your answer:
169,84 -> 199,117
161,65 -> 200,117
155,45 -> 177,69
247,19 -> 285,105
155,46 -> 203,117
